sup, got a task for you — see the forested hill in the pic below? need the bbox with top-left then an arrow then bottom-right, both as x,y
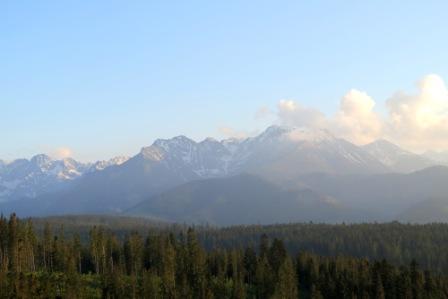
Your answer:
1,213 -> 448,298
27,215 -> 448,274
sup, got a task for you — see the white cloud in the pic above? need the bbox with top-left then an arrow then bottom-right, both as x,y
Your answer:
385,74 -> 448,151
52,147 -> 73,159
274,74 -> 448,152
218,127 -> 250,139
277,99 -> 326,128
276,93 -> 382,145
331,89 -> 383,144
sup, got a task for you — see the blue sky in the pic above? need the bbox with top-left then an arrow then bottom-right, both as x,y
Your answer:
2,1 -> 448,161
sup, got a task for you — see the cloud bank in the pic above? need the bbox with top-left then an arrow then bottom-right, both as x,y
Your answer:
274,74 -> 448,152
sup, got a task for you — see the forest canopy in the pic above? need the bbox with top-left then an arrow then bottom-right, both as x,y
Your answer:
0,214 -> 447,298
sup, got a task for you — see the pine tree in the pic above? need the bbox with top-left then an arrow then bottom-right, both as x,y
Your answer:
161,236 -> 177,299
42,222 -> 53,272
8,213 -> 19,273
410,259 -> 424,299
423,270 -> 436,298
255,255 -> 274,298
374,273 -> 385,299
186,228 -> 207,299
259,234 -> 269,259
310,284 -> 323,299
142,270 -> 162,299
273,257 -> 298,299
397,270 -> 413,299
72,233 -> 83,273
243,247 -> 257,285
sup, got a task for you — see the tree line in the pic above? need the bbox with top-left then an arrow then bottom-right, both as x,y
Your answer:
196,222 -> 448,274
32,216 -> 448,274
1,213 -> 448,298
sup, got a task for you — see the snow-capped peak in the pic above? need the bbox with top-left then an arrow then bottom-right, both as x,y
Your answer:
90,156 -> 130,171
3,124 -> 438,204
30,154 -> 53,169
152,135 -> 196,151
135,125 -> 359,181
252,125 -> 335,144
364,139 -> 407,153
256,125 -> 293,141
0,154 -> 131,202
363,139 -> 413,166
363,139 -> 436,172
201,137 -> 219,144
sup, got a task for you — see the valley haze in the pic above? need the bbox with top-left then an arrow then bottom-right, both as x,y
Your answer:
1,125 -> 447,225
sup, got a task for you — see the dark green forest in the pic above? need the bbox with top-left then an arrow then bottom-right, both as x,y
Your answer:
31,215 -> 448,274
1,214 -> 448,298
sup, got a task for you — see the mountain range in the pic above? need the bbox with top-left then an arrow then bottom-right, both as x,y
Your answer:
0,155 -> 128,201
1,125 -> 447,224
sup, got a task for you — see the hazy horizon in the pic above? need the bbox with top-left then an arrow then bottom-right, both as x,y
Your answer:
2,123 -> 448,164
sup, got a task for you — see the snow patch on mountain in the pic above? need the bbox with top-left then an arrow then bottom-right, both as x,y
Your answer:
423,150 -> 448,165
89,156 -> 130,171
135,125 -> 390,182
0,154 -> 130,202
363,139 -> 436,172
363,140 -> 412,166
3,125 -> 437,204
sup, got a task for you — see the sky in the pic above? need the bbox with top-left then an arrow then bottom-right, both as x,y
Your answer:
2,1 -> 448,161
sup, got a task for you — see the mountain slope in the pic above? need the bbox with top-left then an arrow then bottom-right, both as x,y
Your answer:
2,126 -> 447,221
423,150 -> 448,165
0,126 -> 395,216
0,155 -> 129,202
0,155 -> 88,201
141,126 -> 391,180
398,197 -> 448,223
297,166 -> 448,219
126,174 -> 364,225
247,127 -> 388,186
363,139 -> 436,173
